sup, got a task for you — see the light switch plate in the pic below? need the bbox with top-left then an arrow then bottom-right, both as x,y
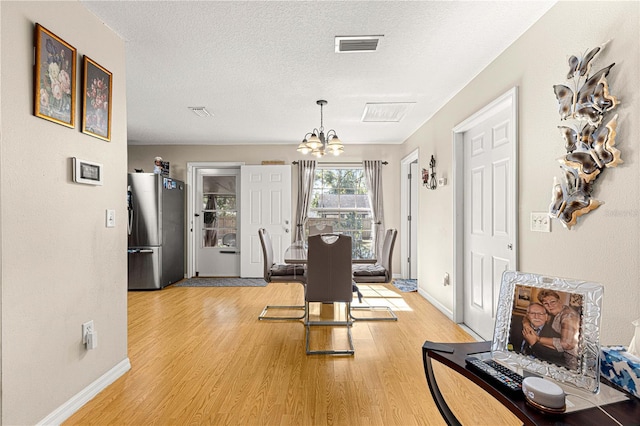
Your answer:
530,212 -> 550,232
106,209 -> 116,228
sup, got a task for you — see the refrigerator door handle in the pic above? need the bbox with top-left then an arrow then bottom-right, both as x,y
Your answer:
127,185 -> 134,236
127,249 -> 154,254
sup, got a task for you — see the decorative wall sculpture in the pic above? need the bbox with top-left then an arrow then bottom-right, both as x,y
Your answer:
422,155 -> 437,189
549,42 -> 621,229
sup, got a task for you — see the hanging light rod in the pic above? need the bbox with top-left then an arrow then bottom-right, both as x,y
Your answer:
297,100 -> 344,157
292,161 -> 388,166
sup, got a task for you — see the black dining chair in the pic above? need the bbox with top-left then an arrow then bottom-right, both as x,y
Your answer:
258,228 -> 306,320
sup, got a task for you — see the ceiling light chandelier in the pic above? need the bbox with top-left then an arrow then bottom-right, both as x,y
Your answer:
297,100 -> 344,157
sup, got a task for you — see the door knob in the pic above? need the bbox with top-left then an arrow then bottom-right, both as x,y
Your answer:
507,243 -> 513,250
285,229 -> 289,233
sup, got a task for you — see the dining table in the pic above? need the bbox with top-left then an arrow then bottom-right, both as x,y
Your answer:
284,238 -> 398,321
283,239 -> 376,265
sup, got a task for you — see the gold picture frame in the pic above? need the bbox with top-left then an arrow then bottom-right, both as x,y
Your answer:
82,56 -> 112,141
34,23 -> 77,128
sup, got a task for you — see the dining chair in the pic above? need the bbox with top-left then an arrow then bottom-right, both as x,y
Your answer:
350,228 -> 398,321
308,223 -> 333,237
258,228 -> 306,321
305,234 -> 355,355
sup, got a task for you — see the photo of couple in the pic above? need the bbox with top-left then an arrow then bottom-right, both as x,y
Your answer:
508,285 -> 582,371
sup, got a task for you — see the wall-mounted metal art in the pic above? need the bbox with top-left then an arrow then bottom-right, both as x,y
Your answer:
422,155 -> 437,189
549,42 -> 621,229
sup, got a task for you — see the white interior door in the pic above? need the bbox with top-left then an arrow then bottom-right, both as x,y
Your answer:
462,103 -> 516,340
400,149 -> 419,280
195,169 -> 240,277
409,161 -> 419,279
240,165 -> 292,278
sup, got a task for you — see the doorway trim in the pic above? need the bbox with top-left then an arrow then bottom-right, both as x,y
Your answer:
400,148 -> 419,279
186,161 -> 245,278
451,87 -> 519,324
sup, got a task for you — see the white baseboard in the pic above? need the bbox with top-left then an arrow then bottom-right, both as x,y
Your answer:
38,357 -> 131,425
416,289 -> 484,342
458,324 -> 484,342
417,288 -> 454,321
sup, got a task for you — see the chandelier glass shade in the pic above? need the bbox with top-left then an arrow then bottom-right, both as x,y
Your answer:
297,100 -> 344,157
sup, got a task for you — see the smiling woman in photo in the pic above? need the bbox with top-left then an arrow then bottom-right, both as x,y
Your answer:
536,289 -> 581,370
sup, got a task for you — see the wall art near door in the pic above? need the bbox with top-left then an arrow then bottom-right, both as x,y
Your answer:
549,42 -> 622,229
82,56 -> 112,141
34,23 -> 77,128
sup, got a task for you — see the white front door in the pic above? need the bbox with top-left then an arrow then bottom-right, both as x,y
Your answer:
195,168 -> 240,277
461,93 -> 517,340
240,165 -> 292,278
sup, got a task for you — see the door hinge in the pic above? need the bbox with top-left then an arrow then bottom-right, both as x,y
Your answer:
408,173 -> 412,180
408,215 -> 411,221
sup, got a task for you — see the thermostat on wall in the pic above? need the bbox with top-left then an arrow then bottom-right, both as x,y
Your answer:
72,157 -> 103,185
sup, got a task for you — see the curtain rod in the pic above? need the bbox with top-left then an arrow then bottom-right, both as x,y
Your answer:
291,161 -> 388,166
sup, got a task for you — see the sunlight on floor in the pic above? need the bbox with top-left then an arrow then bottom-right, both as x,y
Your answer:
353,284 -> 413,312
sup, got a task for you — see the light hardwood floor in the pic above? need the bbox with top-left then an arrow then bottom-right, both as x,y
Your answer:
64,282 -> 520,425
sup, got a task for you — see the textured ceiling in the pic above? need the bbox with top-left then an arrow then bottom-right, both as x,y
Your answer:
80,1 -> 556,146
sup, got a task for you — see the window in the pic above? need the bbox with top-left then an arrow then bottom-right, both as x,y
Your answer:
308,167 -> 373,258
202,175 -> 237,248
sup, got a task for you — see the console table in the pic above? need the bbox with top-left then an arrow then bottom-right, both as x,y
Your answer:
422,341 -> 640,425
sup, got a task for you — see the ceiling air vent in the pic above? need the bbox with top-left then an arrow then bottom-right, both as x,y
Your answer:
188,106 -> 212,117
361,102 -> 415,122
335,35 -> 383,53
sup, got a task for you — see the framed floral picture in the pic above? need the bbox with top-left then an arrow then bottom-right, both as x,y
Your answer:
82,56 -> 112,141
34,23 -> 76,128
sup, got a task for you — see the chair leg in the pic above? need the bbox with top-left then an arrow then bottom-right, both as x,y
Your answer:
350,283 -> 398,321
259,304 -> 306,320
349,305 -> 397,321
305,302 -> 354,355
258,282 -> 306,321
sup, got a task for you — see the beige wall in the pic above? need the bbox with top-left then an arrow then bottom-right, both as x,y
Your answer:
1,2 -> 128,424
128,144 -> 404,274
400,1 -> 640,345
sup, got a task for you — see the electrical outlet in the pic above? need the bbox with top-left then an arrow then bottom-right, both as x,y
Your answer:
443,272 -> 450,286
530,212 -> 551,232
82,320 -> 94,344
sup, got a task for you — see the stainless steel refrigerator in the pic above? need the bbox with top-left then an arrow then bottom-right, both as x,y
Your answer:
127,173 -> 185,290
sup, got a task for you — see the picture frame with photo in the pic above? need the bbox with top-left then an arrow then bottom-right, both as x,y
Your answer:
491,271 -> 603,392
34,23 -> 77,128
514,285 -> 532,311
82,56 -> 112,141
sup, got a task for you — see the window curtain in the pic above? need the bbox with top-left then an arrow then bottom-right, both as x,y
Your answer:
363,160 -> 385,259
294,160 -> 316,241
